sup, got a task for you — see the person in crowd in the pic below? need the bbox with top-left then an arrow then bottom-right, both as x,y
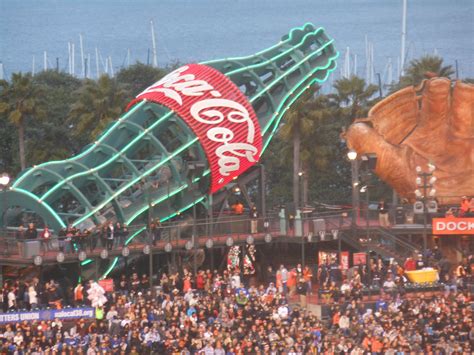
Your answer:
106,221 -> 115,250
150,220 -> 161,246
377,199 -> 390,227
62,224 -> 77,253
121,224 -> 129,247
302,265 -> 313,295
232,201 -> 244,215
40,225 -> 51,253
28,278 -> 39,310
468,197 -> 474,217
249,205 -> 258,234
24,223 -> 37,240
460,196 -> 471,216
0,260 -> 471,354
296,277 -> 307,308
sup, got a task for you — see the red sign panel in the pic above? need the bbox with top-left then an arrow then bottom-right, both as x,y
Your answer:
98,279 -> 114,292
127,64 -> 262,193
353,252 -> 367,265
432,217 -> 474,235
340,251 -> 349,270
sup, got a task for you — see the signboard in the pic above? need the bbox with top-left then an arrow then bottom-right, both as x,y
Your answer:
0,307 -> 95,324
98,278 -> 114,292
432,217 -> 474,235
127,64 -> 262,193
318,251 -> 337,265
340,251 -> 349,270
353,252 -> 367,266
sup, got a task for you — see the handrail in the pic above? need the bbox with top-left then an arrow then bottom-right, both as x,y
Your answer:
374,227 -> 419,252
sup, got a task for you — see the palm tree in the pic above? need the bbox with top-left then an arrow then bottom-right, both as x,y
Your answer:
331,76 -> 379,121
394,55 -> 455,90
0,73 -> 45,170
68,75 -> 127,143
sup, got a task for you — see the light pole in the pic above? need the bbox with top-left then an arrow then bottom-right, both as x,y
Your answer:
360,183 -> 372,284
414,164 -> 437,253
0,173 -> 11,229
78,251 -> 87,282
298,171 -> 305,268
33,255 -> 43,285
347,150 -> 360,228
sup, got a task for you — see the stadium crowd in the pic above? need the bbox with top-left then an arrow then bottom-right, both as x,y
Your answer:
0,251 -> 472,354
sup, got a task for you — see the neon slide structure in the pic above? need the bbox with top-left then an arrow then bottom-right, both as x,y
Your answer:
1,24 -> 338,247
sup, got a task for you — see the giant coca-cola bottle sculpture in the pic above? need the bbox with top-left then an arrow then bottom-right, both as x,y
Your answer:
1,23 -> 338,232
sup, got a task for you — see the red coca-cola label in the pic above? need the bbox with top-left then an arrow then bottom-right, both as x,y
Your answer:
127,64 -> 262,193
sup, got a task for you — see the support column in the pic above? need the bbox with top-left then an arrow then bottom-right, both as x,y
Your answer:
259,165 -> 266,219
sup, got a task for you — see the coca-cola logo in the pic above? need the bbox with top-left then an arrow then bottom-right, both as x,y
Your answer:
128,64 -> 262,193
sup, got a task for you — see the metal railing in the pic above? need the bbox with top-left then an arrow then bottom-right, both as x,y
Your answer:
0,208 -> 389,261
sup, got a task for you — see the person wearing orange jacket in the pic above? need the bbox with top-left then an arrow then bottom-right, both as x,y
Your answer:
303,266 -> 313,295
287,268 -> 297,296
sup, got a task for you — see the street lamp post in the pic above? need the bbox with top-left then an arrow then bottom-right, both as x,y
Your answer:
192,203 -> 197,276
0,173 -> 11,228
147,185 -> 155,288
414,164 -> 436,253
360,183 -> 372,285
298,171 -> 305,269
347,151 -> 359,227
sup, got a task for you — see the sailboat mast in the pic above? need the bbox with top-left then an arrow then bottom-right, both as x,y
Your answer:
72,43 -> 76,76
109,56 -> 114,76
95,47 -> 100,78
43,51 -> 48,71
68,42 -> 71,75
400,0 -> 407,77
80,34 -> 85,78
151,20 -> 158,67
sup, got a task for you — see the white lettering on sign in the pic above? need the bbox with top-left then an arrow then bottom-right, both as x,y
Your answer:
20,312 -> 39,321
137,65 -> 259,180
435,221 -> 474,231
0,314 -> 19,322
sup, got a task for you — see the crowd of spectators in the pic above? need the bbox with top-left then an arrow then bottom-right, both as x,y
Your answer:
0,253 -> 472,354
13,222 -> 132,255
445,196 -> 474,218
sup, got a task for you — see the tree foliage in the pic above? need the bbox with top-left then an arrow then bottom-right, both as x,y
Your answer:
0,73 -> 46,170
67,75 -> 127,144
392,55 -> 455,91
0,55 -> 467,208
115,62 -> 166,100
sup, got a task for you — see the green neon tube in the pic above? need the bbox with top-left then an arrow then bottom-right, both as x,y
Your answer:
12,100 -> 147,188
41,31 -> 329,202
41,109 -> 174,200
202,22 -> 318,65
72,138 -> 198,226
262,52 -> 339,136
9,187 -> 66,228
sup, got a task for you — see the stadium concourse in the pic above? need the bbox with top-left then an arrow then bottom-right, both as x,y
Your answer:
0,248 -> 472,354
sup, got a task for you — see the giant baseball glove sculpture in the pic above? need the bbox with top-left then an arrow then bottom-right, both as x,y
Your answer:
345,77 -> 473,204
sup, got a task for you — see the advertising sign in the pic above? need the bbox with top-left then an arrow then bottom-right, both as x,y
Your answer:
353,252 -> 367,265
340,251 -> 349,270
98,278 -> 114,292
318,251 -> 338,265
0,307 -> 95,324
432,217 -> 474,235
127,64 -> 262,193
